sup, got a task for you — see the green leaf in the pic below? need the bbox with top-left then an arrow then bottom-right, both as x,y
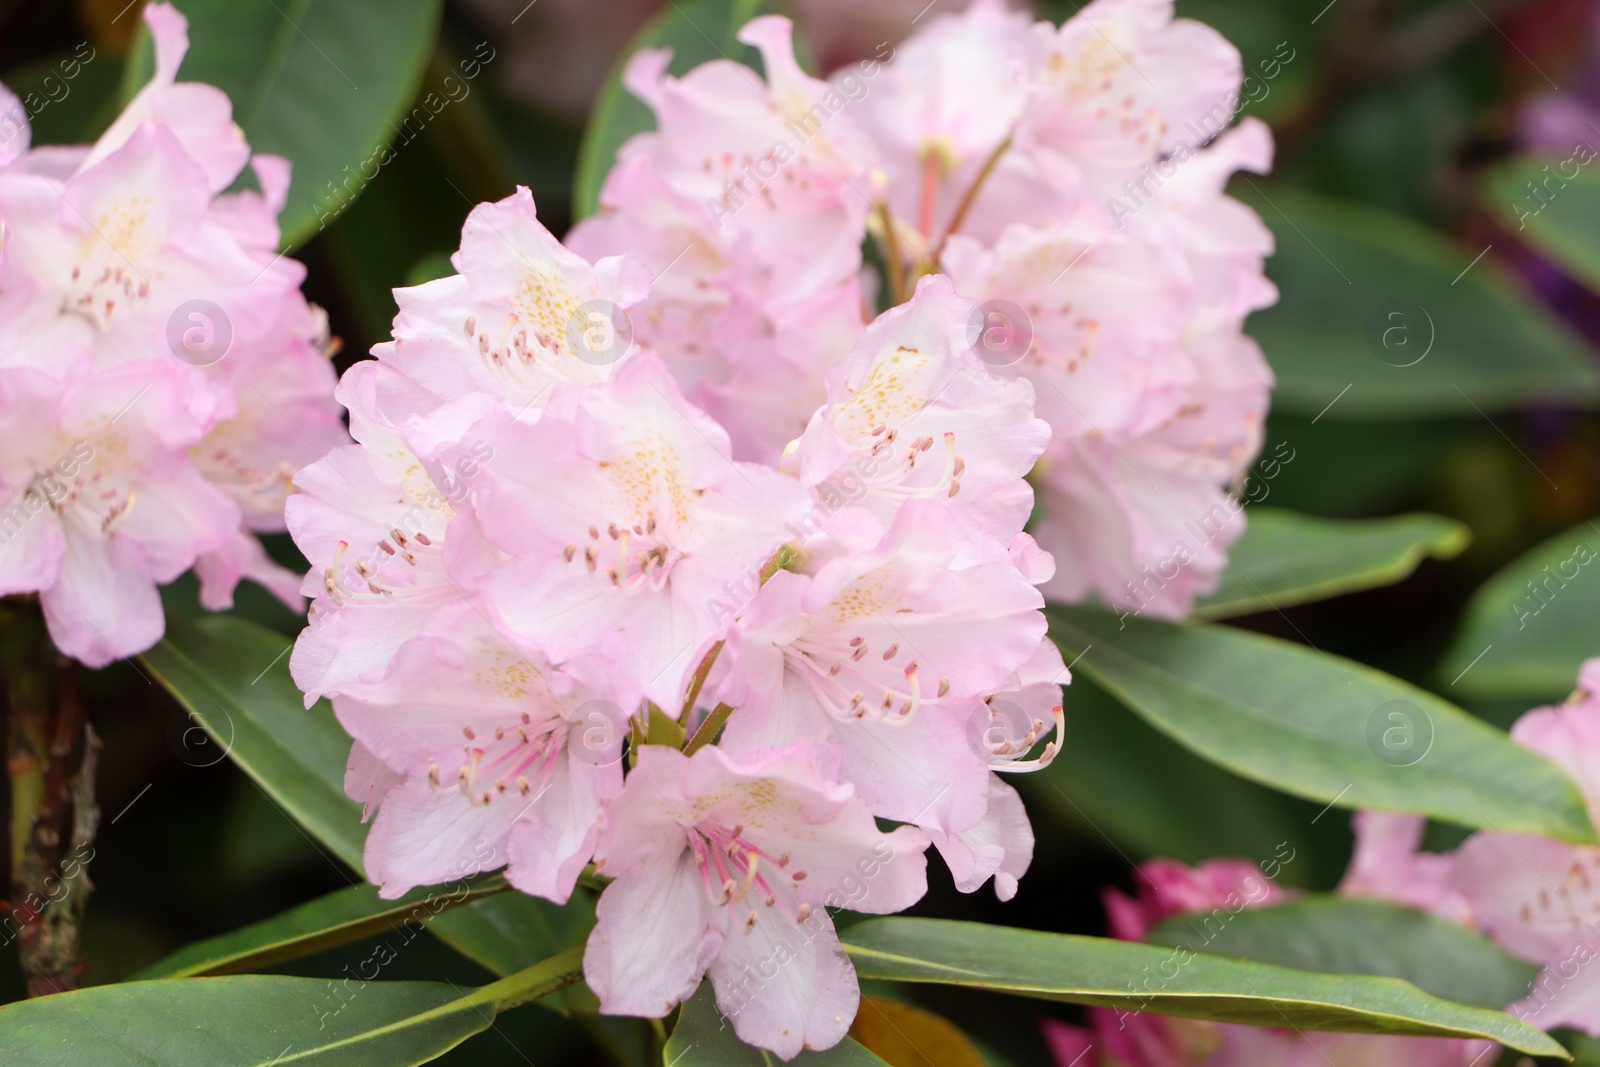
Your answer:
1483,155 -> 1600,294
133,877 -> 511,979
665,982 -> 891,1065
1438,519 -> 1600,701
123,0 -> 445,249
142,614 -> 593,981
1242,184 -> 1600,418
0,948 -> 582,1066
1048,607 -> 1596,844
1147,897 -> 1538,1010
840,918 -> 1564,1058
426,885 -> 596,983
573,0 -> 771,218
1021,677 -> 1343,885
141,613 -> 364,866
1195,510 -> 1470,618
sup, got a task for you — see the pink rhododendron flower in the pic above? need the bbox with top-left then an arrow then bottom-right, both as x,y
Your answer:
460,352 -> 813,710
785,275 -> 1050,552
1338,811 -> 1472,924
380,187 -> 650,410
583,743 -> 929,1058
566,18 -> 874,465
717,503 -> 1051,867
851,0 -> 1273,617
1448,659 -> 1600,1034
332,603 -> 621,902
0,3 -> 344,666
287,362 -> 472,703
1047,853 -> 1496,1066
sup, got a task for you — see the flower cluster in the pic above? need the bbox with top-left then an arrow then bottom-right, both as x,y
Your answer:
289,185 -> 1065,1056
0,4 -> 345,667
288,0 -> 1283,1053
1047,855 -> 1497,1065
568,0 -> 1276,617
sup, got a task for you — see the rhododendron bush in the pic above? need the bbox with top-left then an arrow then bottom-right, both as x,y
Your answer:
0,0 -> 1598,1065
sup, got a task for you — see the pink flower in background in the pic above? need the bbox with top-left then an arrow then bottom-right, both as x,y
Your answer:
1101,856 -> 1283,942
454,0 -> 1020,124
1338,811 -> 1472,924
566,17 -> 875,464
579,0 -> 1277,617
0,363 -> 235,666
583,743 -> 929,1058
1047,853 -> 1497,1066
0,3 -> 345,666
1448,659 -> 1600,1035
851,0 -> 1273,617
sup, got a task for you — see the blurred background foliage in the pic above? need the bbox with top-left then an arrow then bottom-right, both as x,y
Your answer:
4,0 -> 1600,1062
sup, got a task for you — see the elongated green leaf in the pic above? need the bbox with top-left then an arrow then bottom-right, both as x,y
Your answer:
1242,184 -> 1600,417
665,983 -> 891,1065
134,877 -> 510,980
124,0 -> 445,248
1048,607 -> 1596,844
573,0 -> 772,218
1195,510 -> 1469,618
141,613 -> 363,865
142,614 -> 593,981
426,881 -> 596,982
1148,897 -> 1538,1010
0,979 -> 484,1065
1022,678 -> 1341,884
0,948 -> 582,1066
840,919 -> 1564,1057
1439,519 -> 1600,701
1484,155 -> 1600,294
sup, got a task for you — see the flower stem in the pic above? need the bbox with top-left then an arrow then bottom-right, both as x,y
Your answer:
931,135 -> 1012,265
877,204 -> 908,307
1,602 -> 98,996
683,703 -> 735,755
678,641 -> 725,726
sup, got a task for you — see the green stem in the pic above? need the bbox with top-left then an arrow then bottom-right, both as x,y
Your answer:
683,704 -> 735,756
0,602 -> 94,996
877,204 -> 908,307
931,135 -> 1012,265
473,945 -> 586,1014
678,641 -> 725,726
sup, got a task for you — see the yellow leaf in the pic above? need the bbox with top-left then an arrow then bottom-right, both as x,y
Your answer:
848,996 -> 988,1067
